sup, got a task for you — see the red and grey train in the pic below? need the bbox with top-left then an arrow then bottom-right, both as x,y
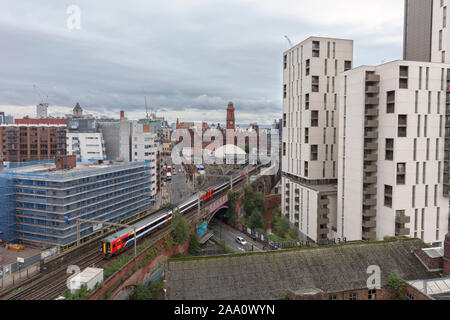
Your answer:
100,169 -> 253,256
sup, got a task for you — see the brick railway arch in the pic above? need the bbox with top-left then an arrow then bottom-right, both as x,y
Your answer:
206,205 -> 229,225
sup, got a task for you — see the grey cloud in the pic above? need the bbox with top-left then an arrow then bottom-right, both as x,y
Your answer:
0,0 -> 402,124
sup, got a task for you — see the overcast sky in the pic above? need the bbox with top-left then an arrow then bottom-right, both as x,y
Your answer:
0,0 -> 404,125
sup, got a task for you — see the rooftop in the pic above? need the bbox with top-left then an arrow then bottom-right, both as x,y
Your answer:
167,239 -> 435,300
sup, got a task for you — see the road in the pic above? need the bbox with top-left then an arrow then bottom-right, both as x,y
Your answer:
164,159 -> 194,205
209,219 -> 264,253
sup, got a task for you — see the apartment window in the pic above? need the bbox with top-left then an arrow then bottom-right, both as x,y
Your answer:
312,41 -> 320,57
349,293 -> 358,300
426,138 -> 430,160
423,162 -> 426,184
311,145 -> 318,161
283,142 -> 286,156
435,185 -> 438,206
323,128 -> 326,144
384,185 -> 393,207
311,111 -> 319,127
415,91 -> 419,113
385,138 -> 394,160
398,115 -> 407,137
387,91 -> 395,113
283,85 -> 287,99
322,161 -> 326,177
427,91 -> 431,114
344,60 -> 352,71
305,93 -> 310,109
335,60 -> 338,76
412,186 -> 416,207
399,66 -> 409,89
283,55 -> 287,69
305,128 -> 309,143
304,161 -> 309,177
417,115 -> 421,137
413,139 -> 417,160
397,163 -> 406,185
327,42 -> 330,58
329,295 -> 337,300
283,113 -> 287,127
419,67 -> 423,89
324,94 -> 327,110
333,128 -> 336,144
416,162 -> 420,184
312,76 -> 319,92
426,67 -> 429,90
425,185 -> 429,207
325,145 -> 328,160
440,30 -> 443,51
444,6 -> 447,28
332,42 -> 336,59
305,59 -> 310,75
325,59 -> 328,75
368,289 -> 376,300
437,207 -> 440,229
442,51 -> 446,63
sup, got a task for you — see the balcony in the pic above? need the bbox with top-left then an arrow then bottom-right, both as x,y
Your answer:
366,74 -> 380,82
363,220 -> 377,228
365,108 -> 379,117
365,120 -> 379,127
363,187 -> 377,195
362,231 -> 376,240
363,176 -> 377,184
319,217 -> 330,225
365,86 -> 380,93
395,215 -> 411,224
396,228 -> 410,236
364,143 -> 378,150
364,153 -> 377,161
364,165 -> 377,172
318,228 -> 329,235
365,97 -> 379,105
363,209 -> 376,217
319,198 -> 329,205
363,198 -> 377,206
319,208 -> 330,215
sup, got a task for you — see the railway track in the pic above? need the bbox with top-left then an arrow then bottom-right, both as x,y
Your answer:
3,165 -> 263,300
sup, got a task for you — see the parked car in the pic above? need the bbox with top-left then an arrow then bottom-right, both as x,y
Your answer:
235,236 -> 247,246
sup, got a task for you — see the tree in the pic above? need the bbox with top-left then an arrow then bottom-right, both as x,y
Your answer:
172,210 -> 189,245
242,186 -> 266,218
387,270 -> 406,300
249,209 -> 265,230
189,231 -> 201,254
129,284 -> 152,300
226,190 -> 237,222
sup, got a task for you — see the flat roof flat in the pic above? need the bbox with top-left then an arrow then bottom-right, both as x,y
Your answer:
0,245 -> 42,266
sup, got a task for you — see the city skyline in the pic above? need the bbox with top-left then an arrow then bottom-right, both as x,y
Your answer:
0,0 -> 404,125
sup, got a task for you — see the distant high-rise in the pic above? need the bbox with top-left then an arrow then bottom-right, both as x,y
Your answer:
404,0 -> 449,64
36,103 -> 48,118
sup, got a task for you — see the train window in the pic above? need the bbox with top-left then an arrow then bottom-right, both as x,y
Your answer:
106,242 -> 111,252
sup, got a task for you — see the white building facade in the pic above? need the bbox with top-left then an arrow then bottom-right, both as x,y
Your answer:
67,132 -> 105,161
338,60 -> 450,246
281,37 -> 354,244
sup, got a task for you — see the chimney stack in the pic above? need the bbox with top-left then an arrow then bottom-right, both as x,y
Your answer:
120,110 -> 125,119
444,233 -> 450,276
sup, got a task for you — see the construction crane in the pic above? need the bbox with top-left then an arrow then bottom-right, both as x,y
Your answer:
33,84 -> 48,104
284,35 -> 294,48
143,91 -> 150,121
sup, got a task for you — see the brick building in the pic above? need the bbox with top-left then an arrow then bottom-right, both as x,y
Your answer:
0,124 -> 67,163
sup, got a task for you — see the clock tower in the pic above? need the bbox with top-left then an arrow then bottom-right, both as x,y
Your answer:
226,102 -> 235,130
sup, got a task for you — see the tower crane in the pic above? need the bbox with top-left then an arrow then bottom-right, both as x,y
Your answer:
284,35 -> 294,48
33,84 -> 48,104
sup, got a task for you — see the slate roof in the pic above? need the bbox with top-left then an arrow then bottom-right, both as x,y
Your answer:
166,239 -> 436,300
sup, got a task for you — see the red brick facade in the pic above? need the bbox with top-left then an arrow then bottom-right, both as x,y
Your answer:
288,284 -> 430,300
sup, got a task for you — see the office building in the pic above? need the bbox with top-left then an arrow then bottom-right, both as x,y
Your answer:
0,157 -> 152,247
0,124 -> 66,163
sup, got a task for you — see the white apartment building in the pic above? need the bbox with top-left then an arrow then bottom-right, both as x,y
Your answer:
431,0 -> 449,64
66,132 -> 105,161
131,122 -> 158,199
281,37 -> 353,244
338,60 -> 450,246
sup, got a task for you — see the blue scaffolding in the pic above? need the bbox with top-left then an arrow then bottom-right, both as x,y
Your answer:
1,161 -> 152,246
